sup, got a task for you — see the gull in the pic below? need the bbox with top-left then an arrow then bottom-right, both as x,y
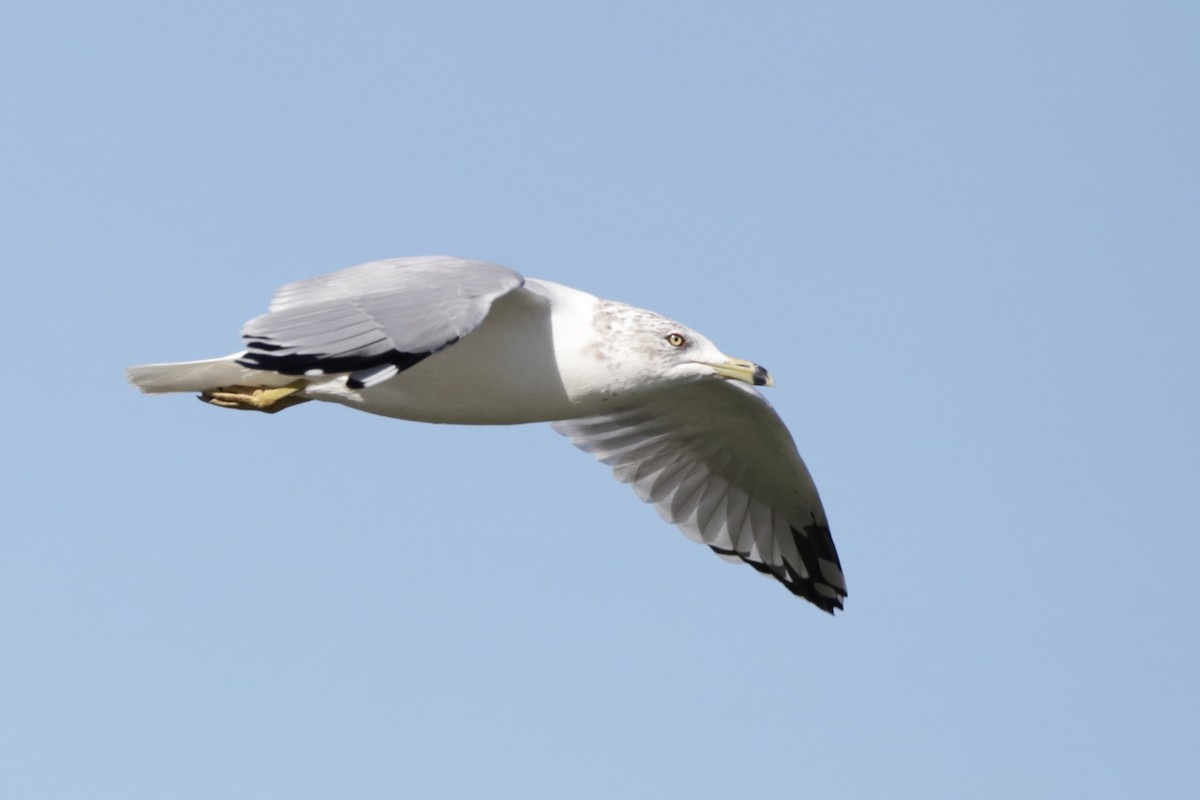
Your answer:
127,256 -> 846,612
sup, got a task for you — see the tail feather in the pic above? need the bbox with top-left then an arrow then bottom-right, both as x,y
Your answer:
126,355 -> 295,394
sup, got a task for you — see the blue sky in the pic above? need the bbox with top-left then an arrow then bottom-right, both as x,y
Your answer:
3,2 -> 1198,797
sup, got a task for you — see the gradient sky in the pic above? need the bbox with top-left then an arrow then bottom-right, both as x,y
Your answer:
3,2 -> 1198,798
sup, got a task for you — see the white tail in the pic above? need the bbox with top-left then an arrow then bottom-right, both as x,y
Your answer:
126,355 -> 295,394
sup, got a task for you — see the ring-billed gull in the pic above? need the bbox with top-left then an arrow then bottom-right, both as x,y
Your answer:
127,256 -> 846,612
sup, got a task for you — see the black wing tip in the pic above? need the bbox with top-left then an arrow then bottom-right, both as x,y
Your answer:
803,585 -> 846,615
782,575 -> 848,615
708,544 -> 847,615
794,521 -> 847,614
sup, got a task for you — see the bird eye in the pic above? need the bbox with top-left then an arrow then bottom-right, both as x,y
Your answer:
666,333 -> 686,347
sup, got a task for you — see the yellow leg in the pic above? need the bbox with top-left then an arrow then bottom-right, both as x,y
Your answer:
199,381 -> 310,414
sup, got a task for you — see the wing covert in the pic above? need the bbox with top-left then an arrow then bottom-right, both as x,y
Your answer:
236,256 -> 524,387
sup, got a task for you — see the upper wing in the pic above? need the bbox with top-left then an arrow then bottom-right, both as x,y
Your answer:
552,380 -> 846,612
237,256 -> 524,388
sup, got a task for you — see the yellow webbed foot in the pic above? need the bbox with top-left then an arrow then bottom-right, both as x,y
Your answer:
199,381 -> 310,414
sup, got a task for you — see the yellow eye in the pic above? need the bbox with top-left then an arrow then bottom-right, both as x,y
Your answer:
666,333 -> 686,347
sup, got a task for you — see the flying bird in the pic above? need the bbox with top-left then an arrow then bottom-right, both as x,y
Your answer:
127,256 -> 846,612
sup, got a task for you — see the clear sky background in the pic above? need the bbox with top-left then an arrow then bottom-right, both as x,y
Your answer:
3,2 -> 1198,797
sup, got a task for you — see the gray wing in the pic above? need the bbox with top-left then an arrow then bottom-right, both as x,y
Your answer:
552,380 -> 846,612
237,256 -> 524,388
